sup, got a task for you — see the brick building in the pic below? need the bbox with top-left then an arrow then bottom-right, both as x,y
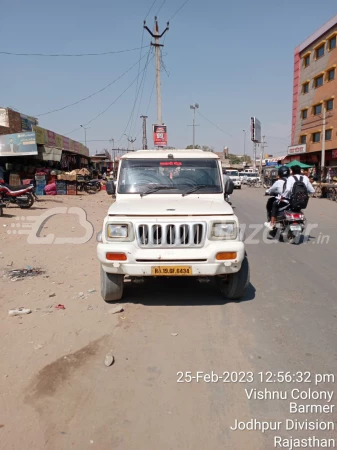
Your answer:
291,14 -> 337,171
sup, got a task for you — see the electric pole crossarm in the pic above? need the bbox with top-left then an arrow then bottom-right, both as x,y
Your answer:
144,20 -> 169,39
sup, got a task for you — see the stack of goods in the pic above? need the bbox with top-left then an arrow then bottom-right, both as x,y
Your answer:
35,173 -> 47,196
9,173 -> 21,186
67,181 -> 77,195
56,180 -> 67,195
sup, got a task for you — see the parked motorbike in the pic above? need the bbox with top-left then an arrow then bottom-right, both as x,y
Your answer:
0,179 -> 36,209
265,192 -> 306,244
77,179 -> 101,194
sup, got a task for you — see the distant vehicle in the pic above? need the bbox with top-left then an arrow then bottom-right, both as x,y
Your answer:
224,170 -> 241,189
242,173 -> 261,185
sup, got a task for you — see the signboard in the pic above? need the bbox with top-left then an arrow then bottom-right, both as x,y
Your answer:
32,125 -> 89,157
288,144 -> 306,155
20,114 -> 38,132
250,117 -> 261,143
332,150 -> 337,159
0,108 -> 9,128
0,132 -> 38,156
265,161 -> 278,166
153,124 -> 167,147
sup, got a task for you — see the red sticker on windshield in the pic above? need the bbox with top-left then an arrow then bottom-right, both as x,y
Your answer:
160,161 -> 182,166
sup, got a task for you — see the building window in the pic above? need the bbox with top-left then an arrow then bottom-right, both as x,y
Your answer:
327,99 -> 334,111
314,75 -> 324,88
301,109 -> 308,119
300,135 -> 307,144
316,44 -> 325,59
325,129 -> 332,141
327,68 -> 335,81
304,55 -> 310,67
329,36 -> 336,50
313,104 -> 322,115
312,132 -> 321,143
302,82 -> 309,94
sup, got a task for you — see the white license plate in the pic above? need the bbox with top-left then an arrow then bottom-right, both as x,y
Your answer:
290,225 -> 302,231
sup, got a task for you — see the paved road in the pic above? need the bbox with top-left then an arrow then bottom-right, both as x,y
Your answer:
3,188 -> 337,450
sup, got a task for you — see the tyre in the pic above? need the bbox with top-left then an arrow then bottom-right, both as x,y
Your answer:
238,186 -> 242,189
19,193 -> 34,209
100,266 -> 124,302
219,256 -> 250,300
0,206 -> 3,217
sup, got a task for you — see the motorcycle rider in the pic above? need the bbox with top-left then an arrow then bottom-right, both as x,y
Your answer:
283,165 -> 315,199
264,165 -> 290,230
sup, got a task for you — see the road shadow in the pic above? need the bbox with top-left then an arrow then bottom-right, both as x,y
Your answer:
122,277 -> 256,306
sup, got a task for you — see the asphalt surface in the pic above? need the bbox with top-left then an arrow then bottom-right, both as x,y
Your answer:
3,188 -> 337,450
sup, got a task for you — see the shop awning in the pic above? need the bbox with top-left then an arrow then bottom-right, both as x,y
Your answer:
39,146 -> 62,162
285,159 -> 313,169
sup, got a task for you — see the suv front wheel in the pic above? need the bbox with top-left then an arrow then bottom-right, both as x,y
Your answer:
101,267 -> 124,302
218,256 -> 250,300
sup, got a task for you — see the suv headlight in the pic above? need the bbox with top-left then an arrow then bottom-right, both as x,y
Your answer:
209,221 -> 237,240
106,223 -> 134,241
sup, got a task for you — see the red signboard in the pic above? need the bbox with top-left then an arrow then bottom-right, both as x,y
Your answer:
62,136 -> 70,151
332,150 -> 337,159
73,141 -> 79,153
47,130 -> 56,147
153,124 -> 167,147
288,144 -> 306,155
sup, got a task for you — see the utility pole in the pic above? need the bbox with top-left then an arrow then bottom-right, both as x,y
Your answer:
124,134 -> 136,151
253,142 -> 257,170
80,124 -> 89,147
321,106 -> 326,181
144,18 -> 169,125
109,138 -> 114,162
260,135 -> 267,175
189,104 -> 199,148
140,115 -> 148,149
243,130 -> 246,158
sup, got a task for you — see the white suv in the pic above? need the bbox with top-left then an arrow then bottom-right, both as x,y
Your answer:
97,150 -> 249,302
226,170 -> 241,189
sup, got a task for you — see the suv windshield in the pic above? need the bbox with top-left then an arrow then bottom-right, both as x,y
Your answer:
227,171 -> 239,176
118,158 -> 222,195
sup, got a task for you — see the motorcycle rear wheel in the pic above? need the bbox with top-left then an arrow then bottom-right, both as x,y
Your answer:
19,193 -> 34,209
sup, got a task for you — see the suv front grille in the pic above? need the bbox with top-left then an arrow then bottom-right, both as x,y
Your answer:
136,222 -> 206,248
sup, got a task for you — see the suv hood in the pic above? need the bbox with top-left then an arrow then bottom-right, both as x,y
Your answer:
108,197 -> 233,216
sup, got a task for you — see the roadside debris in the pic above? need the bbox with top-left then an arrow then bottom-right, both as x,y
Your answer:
104,353 -> 115,367
49,293 -> 56,298
108,305 -> 124,314
8,308 -> 32,317
6,268 -> 45,281
171,333 -> 178,337
87,305 -> 94,310
78,292 -> 84,297
87,289 -> 96,293
34,344 -> 43,350
54,304 -> 66,310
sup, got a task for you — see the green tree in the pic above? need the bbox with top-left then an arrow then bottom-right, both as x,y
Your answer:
186,145 -> 201,149
228,154 -> 252,165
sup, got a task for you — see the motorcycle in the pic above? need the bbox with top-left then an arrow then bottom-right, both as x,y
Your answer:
0,179 -> 36,209
265,191 -> 306,244
77,179 -> 101,194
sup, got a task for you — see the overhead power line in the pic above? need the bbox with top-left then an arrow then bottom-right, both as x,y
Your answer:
0,45 -> 150,57
197,110 -> 232,137
168,0 -> 189,21
36,51 -> 150,117
156,0 -> 168,15
83,50 -> 155,127
145,0 -> 158,19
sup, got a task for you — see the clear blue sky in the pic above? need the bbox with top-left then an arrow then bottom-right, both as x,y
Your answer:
1,0 -> 337,157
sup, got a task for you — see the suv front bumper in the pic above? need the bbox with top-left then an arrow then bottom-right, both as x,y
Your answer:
97,241 -> 245,276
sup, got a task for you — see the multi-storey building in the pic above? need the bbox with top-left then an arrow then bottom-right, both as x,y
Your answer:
291,14 -> 337,173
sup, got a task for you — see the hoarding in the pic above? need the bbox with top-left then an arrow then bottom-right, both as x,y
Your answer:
288,144 -> 306,155
20,114 -> 38,132
0,132 -> 38,156
153,124 -> 167,147
32,125 -> 89,157
250,117 -> 261,143
0,108 -> 9,128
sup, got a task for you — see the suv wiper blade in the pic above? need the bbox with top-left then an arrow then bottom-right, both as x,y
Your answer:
182,185 -> 212,197
140,185 -> 176,197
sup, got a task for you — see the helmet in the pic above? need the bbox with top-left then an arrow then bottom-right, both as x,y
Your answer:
278,165 -> 290,178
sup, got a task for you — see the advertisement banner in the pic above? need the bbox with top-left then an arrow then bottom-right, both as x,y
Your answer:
32,125 -> 46,144
288,144 -> 306,155
62,136 -> 70,151
332,150 -> 337,159
20,114 -> 38,132
250,117 -> 261,143
47,130 -> 56,147
153,124 -> 167,147
55,134 -> 63,148
73,141 -> 79,153
0,108 -> 9,128
0,132 -> 38,156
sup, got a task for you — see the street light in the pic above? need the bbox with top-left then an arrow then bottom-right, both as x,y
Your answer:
80,125 -> 90,147
124,134 -> 136,151
190,103 -> 199,148
109,138 -> 115,161
243,130 -> 247,159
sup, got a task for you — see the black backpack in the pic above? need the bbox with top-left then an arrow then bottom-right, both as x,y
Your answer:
289,175 -> 309,210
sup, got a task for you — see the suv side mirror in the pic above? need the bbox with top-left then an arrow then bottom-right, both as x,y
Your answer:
106,181 -> 115,195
